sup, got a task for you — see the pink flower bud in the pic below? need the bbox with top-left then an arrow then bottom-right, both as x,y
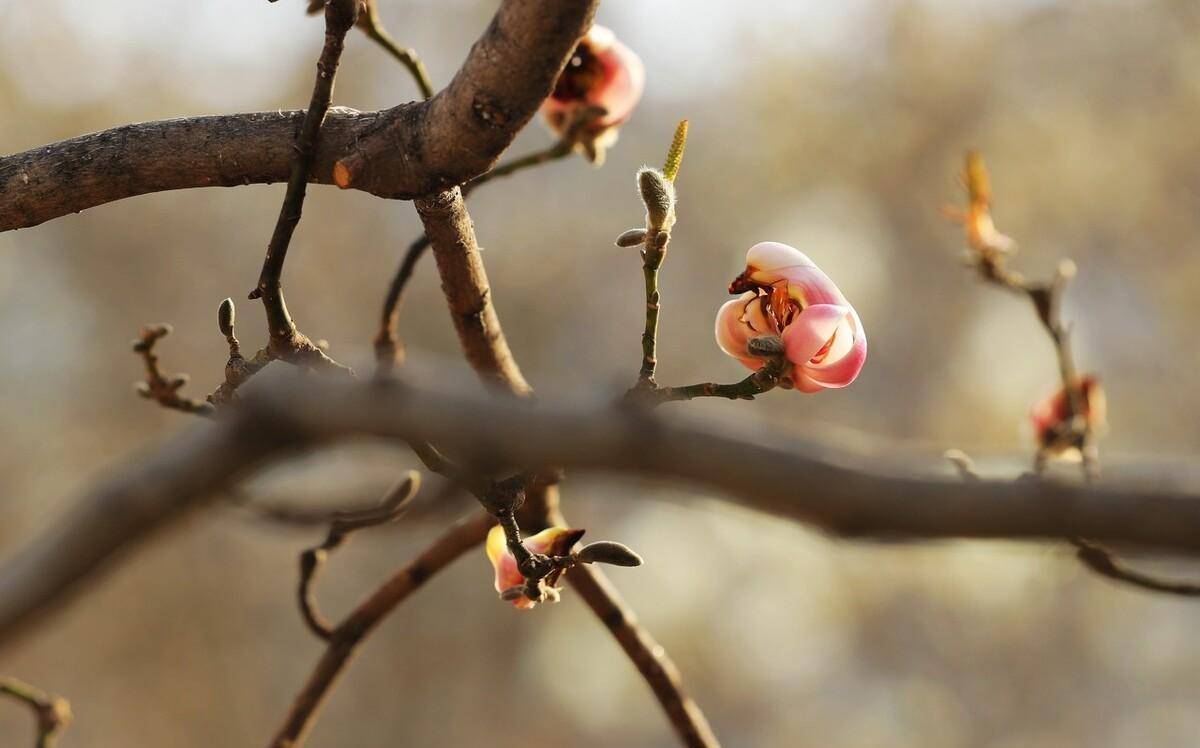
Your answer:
1030,375 -> 1106,453
541,25 -> 645,164
716,242 -> 867,392
485,525 -> 584,610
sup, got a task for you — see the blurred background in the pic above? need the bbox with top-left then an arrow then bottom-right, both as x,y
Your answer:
3,0 -> 1200,745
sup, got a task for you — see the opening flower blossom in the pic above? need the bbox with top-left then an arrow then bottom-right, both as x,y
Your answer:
486,524 -> 584,610
1031,375 -> 1106,456
541,25 -> 645,165
716,242 -> 866,392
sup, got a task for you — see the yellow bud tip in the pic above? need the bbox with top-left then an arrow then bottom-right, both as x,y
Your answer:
662,119 -> 689,183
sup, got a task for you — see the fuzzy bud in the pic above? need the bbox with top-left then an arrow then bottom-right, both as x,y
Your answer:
638,167 -> 676,233
615,228 -> 648,247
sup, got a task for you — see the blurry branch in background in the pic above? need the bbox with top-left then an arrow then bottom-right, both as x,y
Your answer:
0,0 -> 600,231
132,324 -> 216,417
0,677 -> 71,748
12,374 -> 1200,646
297,471 -> 421,639
374,107 -> 600,374
946,151 -> 1200,597
303,0 -> 435,99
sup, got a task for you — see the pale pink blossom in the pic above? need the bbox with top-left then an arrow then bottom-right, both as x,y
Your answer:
541,25 -> 645,164
716,242 -> 866,392
485,525 -> 583,610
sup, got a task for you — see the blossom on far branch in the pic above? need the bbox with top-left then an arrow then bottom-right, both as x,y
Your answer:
943,150 -> 1016,266
1031,374 -> 1107,460
717,242 -> 867,393
541,24 -> 645,165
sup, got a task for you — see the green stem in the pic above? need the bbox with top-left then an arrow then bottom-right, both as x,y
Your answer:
466,140 -> 574,192
637,242 -> 666,386
649,357 -> 788,405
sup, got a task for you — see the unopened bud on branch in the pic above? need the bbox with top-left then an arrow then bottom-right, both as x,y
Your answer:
576,541 -> 644,567
638,167 -> 676,233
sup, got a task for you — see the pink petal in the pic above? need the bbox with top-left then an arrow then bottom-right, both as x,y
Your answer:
800,332 -> 867,388
791,370 -> 827,393
745,241 -> 817,273
782,304 -> 851,364
775,264 -> 849,308
592,32 -> 644,127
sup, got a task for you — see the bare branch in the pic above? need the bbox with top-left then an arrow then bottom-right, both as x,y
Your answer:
414,188 -> 532,395
0,677 -> 71,747
9,376 -> 1200,647
0,0 -> 598,231
566,565 -> 719,748
269,511 -> 493,748
297,471 -> 421,639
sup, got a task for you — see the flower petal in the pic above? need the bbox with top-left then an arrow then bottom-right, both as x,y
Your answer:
782,304 -> 851,365
486,525 -> 523,594
715,293 -> 768,369
745,241 -> 817,273
775,264 -> 849,308
801,331 -> 867,388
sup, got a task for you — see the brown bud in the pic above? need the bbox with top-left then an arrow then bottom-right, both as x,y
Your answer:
747,335 -> 785,357
218,298 -> 236,338
576,541 -> 644,567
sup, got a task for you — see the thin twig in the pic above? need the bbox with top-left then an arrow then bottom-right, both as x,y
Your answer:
249,0 -> 358,376
297,471 -> 421,639
269,511 -> 494,748
358,2 -> 435,99
0,677 -> 71,748
131,324 -> 215,417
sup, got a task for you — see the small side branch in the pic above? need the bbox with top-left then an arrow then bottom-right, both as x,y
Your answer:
0,677 -> 71,748
1071,538 -> 1200,596
298,472 -> 421,639
132,324 -> 215,417
269,511 -> 493,748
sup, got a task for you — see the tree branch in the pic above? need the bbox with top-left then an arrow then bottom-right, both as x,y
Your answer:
0,0 -> 598,232
414,188 -> 532,395
0,677 -> 71,748
269,511 -> 493,748
10,376 -> 1200,647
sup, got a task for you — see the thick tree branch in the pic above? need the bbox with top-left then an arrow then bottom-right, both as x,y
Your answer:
7,376 -> 1200,645
0,0 -> 598,232
414,188 -> 532,395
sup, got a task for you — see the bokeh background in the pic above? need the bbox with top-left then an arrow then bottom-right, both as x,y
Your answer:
3,0 -> 1200,745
